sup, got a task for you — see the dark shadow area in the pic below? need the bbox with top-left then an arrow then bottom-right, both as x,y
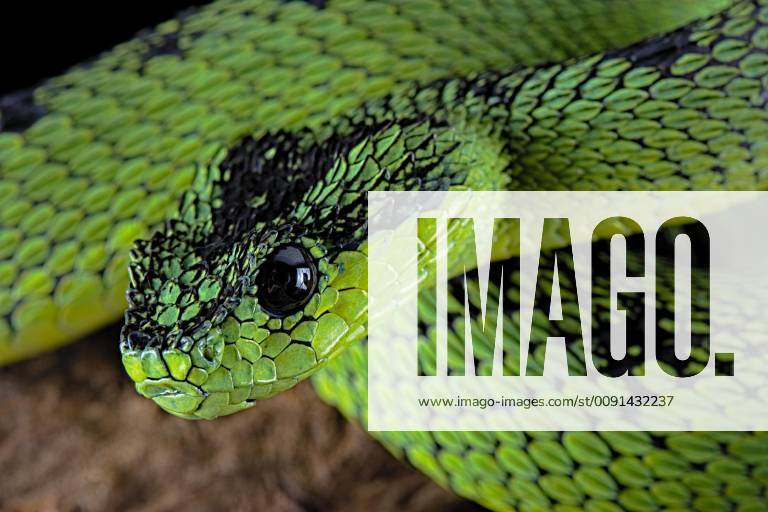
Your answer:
1,2 -> 212,95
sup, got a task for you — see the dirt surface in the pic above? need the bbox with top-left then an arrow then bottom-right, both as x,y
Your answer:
0,326 -> 482,512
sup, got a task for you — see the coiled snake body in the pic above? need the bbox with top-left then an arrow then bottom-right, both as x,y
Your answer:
1,1 -> 767,510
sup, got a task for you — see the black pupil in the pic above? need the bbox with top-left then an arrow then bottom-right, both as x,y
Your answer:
256,245 -> 316,316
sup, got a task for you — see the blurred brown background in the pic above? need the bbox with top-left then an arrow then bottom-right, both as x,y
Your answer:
0,326 -> 484,511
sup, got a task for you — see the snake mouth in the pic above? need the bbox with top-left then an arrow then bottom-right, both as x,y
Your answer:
121,335 -> 311,420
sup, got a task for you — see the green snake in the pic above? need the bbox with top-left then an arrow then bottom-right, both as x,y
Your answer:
2,0 -> 768,510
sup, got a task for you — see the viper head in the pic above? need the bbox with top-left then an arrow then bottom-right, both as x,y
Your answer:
119,113 -> 487,418
119,133 -> 369,419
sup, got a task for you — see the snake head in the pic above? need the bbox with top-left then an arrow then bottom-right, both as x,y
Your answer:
120,117 -> 459,418
119,136 -> 368,419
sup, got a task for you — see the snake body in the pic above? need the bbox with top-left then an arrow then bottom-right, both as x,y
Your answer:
2,0 -> 768,510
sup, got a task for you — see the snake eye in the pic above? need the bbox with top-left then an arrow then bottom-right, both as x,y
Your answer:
256,245 -> 317,316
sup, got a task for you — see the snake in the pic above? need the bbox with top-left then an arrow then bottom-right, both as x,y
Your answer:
2,0 -> 767,510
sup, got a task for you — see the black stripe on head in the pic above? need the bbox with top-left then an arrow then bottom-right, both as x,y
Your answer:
209,123 -> 390,248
